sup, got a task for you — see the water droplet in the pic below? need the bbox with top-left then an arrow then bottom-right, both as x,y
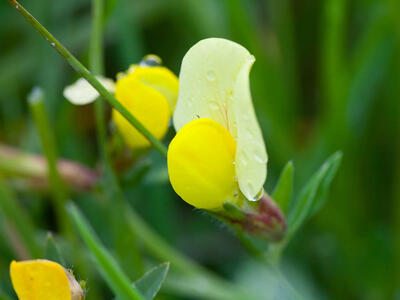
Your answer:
246,183 -> 257,201
234,190 -> 239,197
206,70 -> 216,81
240,151 -> 248,166
50,42 -> 55,47
16,5 -> 19,9
254,154 -> 264,163
208,100 -> 219,110
246,129 -> 253,139
254,148 -> 267,163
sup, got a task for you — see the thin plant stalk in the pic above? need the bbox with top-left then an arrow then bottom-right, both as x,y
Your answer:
28,88 -> 69,234
67,202 -> 145,300
7,0 -> 167,157
89,0 -> 144,278
0,180 -> 41,258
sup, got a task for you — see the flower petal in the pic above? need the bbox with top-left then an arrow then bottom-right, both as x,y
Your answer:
128,66 -> 179,111
10,260 -> 73,300
168,118 -> 240,210
173,38 -> 267,200
113,74 -> 170,149
63,77 -> 115,105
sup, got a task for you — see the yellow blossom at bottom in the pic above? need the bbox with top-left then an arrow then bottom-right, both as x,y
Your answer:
10,260 -> 83,300
167,118 -> 240,210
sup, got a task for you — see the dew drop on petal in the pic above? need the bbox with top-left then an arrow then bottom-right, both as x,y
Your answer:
254,149 -> 266,163
240,151 -> 248,166
208,100 -> 219,111
206,70 -> 216,81
246,129 -> 254,139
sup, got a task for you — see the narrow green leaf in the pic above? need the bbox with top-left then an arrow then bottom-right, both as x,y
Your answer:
272,161 -> 294,215
67,202 -> 145,300
44,232 -> 66,265
135,263 -> 170,300
0,181 -> 41,258
287,152 -> 342,237
308,151 -> 342,216
115,263 -> 169,300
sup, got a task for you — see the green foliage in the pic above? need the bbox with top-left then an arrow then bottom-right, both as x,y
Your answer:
131,263 -> 169,300
67,202 -> 145,300
272,161 -> 294,215
44,233 -> 66,266
288,152 -> 342,237
0,0 -> 398,299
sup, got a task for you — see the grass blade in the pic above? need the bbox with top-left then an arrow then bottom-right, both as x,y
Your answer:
272,161 -> 294,215
287,152 -> 342,237
67,202 -> 145,300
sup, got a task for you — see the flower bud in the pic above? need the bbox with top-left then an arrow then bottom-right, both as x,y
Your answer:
219,193 -> 286,242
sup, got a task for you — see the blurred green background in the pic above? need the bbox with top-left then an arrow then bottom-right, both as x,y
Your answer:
0,0 -> 399,299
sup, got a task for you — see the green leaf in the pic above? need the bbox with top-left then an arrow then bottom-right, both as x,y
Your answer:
287,151 -> 342,237
135,263 -> 170,300
115,263 -> 169,300
308,151 -> 342,217
272,161 -> 294,215
67,202 -> 145,300
44,232 -> 66,265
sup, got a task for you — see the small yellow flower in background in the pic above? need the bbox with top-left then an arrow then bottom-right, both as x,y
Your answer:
63,55 -> 179,149
10,260 -> 84,300
168,38 -> 268,210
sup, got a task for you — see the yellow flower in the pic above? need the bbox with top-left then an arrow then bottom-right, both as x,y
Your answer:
168,38 -> 268,210
63,55 -> 179,149
10,260 -> 84,300
113,64 -> 178,149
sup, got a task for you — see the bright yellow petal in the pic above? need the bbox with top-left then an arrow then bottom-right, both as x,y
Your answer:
10,260 -> 71,300
173,38 -> 267,200
167,118 -> 240,210
113,73 -> 170,149
133,66 -> 179,111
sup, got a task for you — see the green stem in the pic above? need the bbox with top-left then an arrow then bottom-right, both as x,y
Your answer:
67,202 -> 145,300
28,88 -> 69,234
8,0 -> 167,157
89,0 -> 144,278
89,0 -> 107,159
89,0 -> 104,76
0,143 -> 98,191
125,207 -> 250,300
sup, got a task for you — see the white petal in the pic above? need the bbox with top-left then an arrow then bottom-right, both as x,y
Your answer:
63,77 -> 115,105
173,38 -> 267,201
